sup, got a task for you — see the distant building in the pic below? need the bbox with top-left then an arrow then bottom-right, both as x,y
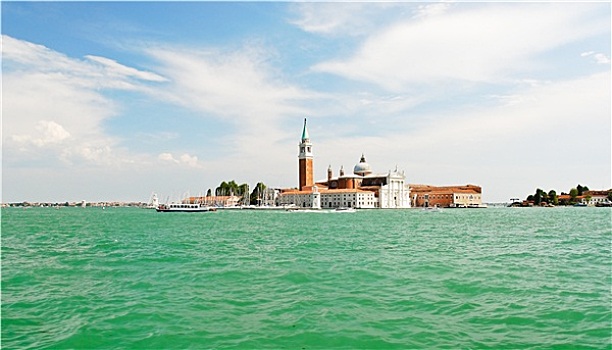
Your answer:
584,190 -> 612,206
556,189 -> 611,206
410,184 -> 483,208
277,119 -> 411,209
185,195 -> 242,207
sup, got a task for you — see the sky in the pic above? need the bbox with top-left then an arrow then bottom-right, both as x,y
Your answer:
2,1 -> 610,203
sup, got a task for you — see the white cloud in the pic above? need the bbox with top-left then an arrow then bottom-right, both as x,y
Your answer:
12,120 -> 71,147
313,4 -> 610,91
71,146 -> 115,164
413,2 -> 453,19
289,3 -> 394,36
85,55 -> 167,82
594,54 -> 611,64
158,152 -> 202,168
148,45 -> 311,121
2,35 -> 164,91
144,44 -> 320,165
324,72 -> 610,201
3,69 -> 118,162
179,154 -> 200,168
158,153 -> 177,163
582,51 -> 611,64
1,35 -> 170,170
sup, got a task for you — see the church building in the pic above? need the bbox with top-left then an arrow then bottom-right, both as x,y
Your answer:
277,119 -> 411,209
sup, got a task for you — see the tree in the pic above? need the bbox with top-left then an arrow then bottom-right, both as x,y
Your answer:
533,188 -> 543,205
250,182 -> 266,205
569,188 -> 578,204
533,188 -> 548,205
215,180 -> 248,197
548,190 -> 558,205
608,191 -> 612,201
216,181 -> 228,196
238,184 -> 249,205
206,189 -> 212,197
576,184 -> 589,196
238,184 -> 249,197
541,191 -> 549,205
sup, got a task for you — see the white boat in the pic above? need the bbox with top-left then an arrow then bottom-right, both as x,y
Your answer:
335,207 -> 356,212
156,203 -> 216,212
145,193 -> 160,209
423,206 -> 440,212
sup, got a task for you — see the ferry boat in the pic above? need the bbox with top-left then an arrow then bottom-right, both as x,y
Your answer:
156,203 -> 216,213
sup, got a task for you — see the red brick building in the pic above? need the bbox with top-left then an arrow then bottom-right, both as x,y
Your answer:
410,184 -> 483,208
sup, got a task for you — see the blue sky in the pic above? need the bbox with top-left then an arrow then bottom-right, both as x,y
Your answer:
2,1 -> 610,203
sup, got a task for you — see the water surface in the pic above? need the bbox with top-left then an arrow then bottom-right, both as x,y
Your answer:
2,207 -> 610,349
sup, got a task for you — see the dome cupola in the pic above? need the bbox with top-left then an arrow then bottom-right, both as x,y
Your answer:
353,154 -> 372,176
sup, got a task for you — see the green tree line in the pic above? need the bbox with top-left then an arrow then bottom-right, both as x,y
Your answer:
209,180 -> 269,205
524,184 -> 609,205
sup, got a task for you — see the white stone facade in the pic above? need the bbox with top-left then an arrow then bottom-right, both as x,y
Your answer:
277,187 -> 321,209
320,190 -> 376,209
453,193 -> 482,207
377,171 -> 411,209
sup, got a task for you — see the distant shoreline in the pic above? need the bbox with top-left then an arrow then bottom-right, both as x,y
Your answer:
1,201 -> 147,208
3,202 -> 610,209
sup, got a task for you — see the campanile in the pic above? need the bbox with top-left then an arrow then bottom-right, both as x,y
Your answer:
298,118 -> 314,190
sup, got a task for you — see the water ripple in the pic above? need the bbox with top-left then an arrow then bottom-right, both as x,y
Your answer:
2,207 -> 610,349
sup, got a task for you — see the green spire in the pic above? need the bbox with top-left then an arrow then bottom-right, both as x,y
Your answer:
301,118 -> 310,141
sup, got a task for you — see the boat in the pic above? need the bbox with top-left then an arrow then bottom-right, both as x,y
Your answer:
144,193 -> 160,209
468,203 -> 488,208
156,203 -> 217,212
422,205 -> 440,212
335,207 -> 356,212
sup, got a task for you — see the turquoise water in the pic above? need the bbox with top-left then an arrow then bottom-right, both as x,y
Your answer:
2,207 -> 610,349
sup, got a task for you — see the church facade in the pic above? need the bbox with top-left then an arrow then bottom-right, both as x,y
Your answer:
277,119 -> 411,209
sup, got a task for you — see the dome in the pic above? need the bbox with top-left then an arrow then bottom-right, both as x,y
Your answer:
353,154 -> 372,176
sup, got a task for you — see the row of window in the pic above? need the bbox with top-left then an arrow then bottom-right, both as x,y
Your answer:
456,195 -> 478,200
420,194 -> 452,199
322,201 -> 375,207
418,194 -> 480,200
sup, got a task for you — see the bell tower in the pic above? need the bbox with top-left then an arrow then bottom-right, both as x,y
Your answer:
298,118 -> 314,191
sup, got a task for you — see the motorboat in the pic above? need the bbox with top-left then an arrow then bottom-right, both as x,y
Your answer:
335,207 -> 356,212
422,206 -> 440,212
144,193 -> 160,209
